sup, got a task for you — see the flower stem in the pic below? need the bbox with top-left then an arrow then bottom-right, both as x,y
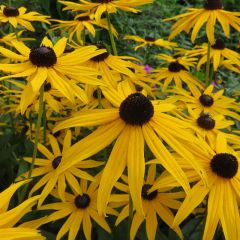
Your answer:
128,195 -> 133,240
205,41 -> 211,86
106,11 -> 118,56
19,84 -> 44,202
43,101 -> 47,145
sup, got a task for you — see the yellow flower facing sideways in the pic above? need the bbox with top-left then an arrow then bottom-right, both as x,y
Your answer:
183,39 -> 240,71
53,80 -> 207,217
59,0 -> 153,23
50,13 -> 118,43
124,35 -> 177,51
164,0 -> 240,44
0,5 -> 50,31
0,180 -> 44,240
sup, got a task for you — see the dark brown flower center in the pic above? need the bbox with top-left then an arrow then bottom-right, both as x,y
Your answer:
77,16 -> 90,21
52,156 -> 62,169
211,153 -> 238,179
29,46 -> 57,67
168,61 -> 185,72
144,36 -> 155,42
91,52 -> 109,62
3,6 -> 19,17
119,93 -> 154,126
199,94 -> 214,107
197,113 -> 215,130
75,194 -> 91,209
211,39 -> 225,50
141,184 -> 158,200
204,0 -> 222,10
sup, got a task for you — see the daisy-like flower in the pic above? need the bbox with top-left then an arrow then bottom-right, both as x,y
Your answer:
39,177 -> 115,240
0,31 -> 34,47
50,13 -> 118,43
53,81 -> 206,216
124,35 -> 177,51
0,5 -> 50,31
157,133 -> 240,240
110,165 -> 184,240
185,39 -> 240,71
0,180 -> 44,240
0,37 -> 106,104
164,0 -> 240,44
59,0 -> 153,23
176,108 -> 234,148
82,43 -> 138,88
169,84 -> 240,120
18,131 -> 103,206
154,54 -> 203,92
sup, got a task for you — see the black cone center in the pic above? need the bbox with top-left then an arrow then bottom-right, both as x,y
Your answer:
119,93 -> 154,126
141,184 -> 158,200
211,153 -> 238,179
199,94 -> 214,107
75,194 -> 91,208
3,6 -> 19,17
197,114 -> 215,130
29,46 -> 57,67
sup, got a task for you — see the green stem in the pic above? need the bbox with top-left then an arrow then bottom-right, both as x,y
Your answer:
205,41 -> 211,86
106,11 -> 118,56
128,195 -> 133,240
43,101 -> 47,145
19,85 -> 44,202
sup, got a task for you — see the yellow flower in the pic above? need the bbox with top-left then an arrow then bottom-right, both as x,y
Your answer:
0,5 -> 50,31
59,0 -> 153,23
155,133 -> 240,240
53,81 -> 207,216
164,0 -> 240,43
0,180 -> 44,240
18,131 -> 103,206
0,31 -> 34,47
124,35 -> 177,51
169,84 -> 240,120
39,177 -> 116,240
0,37 -> 106,106
183,39 -> 240,71
110,165 -> 184,240
153,54 -> 203,91
50,13 -> 118,43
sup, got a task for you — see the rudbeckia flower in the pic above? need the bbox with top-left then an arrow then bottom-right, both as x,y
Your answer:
18,131 -> 103,206
169,84 -> 240,120
0,31 -> 34,47
59,0 -> 153,23
53,81 -> 206,216
82,43 -> 138,88
0,180 -> 44,240
184,39 -> 240,71
165,0 -> 240,44
110,165 -> 184,240
50,13 -> 118,43
159,133 -> 240,240
39,177 -> 116,240
0,5 -> 50,31
176,108 -> 234,148
154,55 -> 203,92
0,37 -> 106,103
124,35 -> 177,51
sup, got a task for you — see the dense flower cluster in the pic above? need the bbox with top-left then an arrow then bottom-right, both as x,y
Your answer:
0,0 -> 239,239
